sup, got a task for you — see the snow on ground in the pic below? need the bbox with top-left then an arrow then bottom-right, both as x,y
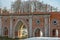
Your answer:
24,37 -> 60,40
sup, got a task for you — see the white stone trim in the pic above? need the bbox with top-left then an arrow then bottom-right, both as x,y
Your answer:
9,16 -> 13,38
56,29 -> 58,37
29,16 -> 33,37
11,16 -> 29,19
44,15 -> 50,37
52,19 -> 58,25
49,16 -> 50,37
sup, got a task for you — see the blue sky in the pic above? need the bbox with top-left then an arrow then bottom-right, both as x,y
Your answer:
40,0 -> 60,10
0,0 -> 60,10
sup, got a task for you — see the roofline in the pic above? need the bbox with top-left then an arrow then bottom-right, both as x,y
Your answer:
0,13 -> 50,16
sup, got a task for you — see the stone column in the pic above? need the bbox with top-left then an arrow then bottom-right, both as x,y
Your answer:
49,15 -> 50,37
9,16 -> 13,38
13,17 -> 15,38
56,29 -> 58,37
44,15 -> 50,37
29,16 -> 32,37
0,16 -> 2,36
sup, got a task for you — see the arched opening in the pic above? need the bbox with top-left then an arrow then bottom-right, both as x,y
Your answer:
4,27 -> 8,37
52,29 -> 58,37
35,28 -> 43,37
15,21 -> 28,38
52,29 -> 56,37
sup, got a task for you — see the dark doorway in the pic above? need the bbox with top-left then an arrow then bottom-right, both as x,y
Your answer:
35,28 -> 40,37
4,27 -> 8,37
52,29 -> 56,37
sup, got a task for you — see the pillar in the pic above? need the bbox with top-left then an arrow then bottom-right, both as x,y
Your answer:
44,15 -> 50,37
56,29 -> 58,37
49,15 -> 50,37
29,16 -> 32,37
9,16 -> 13,38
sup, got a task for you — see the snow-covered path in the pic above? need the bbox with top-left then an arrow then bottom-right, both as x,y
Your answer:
24,37 -> 60,40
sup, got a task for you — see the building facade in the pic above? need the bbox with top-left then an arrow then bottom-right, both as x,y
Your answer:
0,0 -> 60,38
0,8 -> 60,38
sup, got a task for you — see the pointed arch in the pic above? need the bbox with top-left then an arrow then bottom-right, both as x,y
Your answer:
14,19 -> 28,38
3,27 -> 8,37
52,29 -> 58,37
33,27 -> 43,37
35,28 -> 40,37
14,19 -> 28,29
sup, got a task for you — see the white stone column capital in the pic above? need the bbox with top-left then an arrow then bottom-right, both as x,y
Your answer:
10,16 -> 13,19
29,16 -> 32,18
44,15 -> 50,18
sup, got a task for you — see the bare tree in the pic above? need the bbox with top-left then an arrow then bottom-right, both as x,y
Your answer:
11,0 -> 21,12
